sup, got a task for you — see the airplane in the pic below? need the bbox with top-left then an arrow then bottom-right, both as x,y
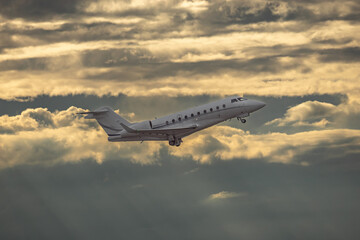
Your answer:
78,96 -> 265,147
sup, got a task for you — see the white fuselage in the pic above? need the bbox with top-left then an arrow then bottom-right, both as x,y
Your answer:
108,96 -> 265,143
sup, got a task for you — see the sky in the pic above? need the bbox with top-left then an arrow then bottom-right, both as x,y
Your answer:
0,0 -> 360,239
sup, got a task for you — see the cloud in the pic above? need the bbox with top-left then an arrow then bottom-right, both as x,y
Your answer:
266,101 -> 337,127
266,99 -> 360,128
207,191 -> 247,201
318,47 -> 360,63
0,106 -> 93,133
0,0 -> 84,19
0,1 -> 359,97
0,107 -> 161,168
0,0 -> 360,101
201,1 -> 281,25
170,126 -> 360,164
184,167 -> 199,175
1,107 -> 360,169
1,1 -> 360,168
0,1 -> 359,238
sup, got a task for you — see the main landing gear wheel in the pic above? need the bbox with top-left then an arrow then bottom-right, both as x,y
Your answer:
169,138 -> 182,147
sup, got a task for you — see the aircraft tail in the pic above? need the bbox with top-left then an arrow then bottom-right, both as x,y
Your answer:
78,106 -> 131,136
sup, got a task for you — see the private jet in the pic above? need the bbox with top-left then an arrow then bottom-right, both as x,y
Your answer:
79,96 -> 265,147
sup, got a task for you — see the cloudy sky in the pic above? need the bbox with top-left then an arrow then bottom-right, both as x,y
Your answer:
1,0 -> 360,239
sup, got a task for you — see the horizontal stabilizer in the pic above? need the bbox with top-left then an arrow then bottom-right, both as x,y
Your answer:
120,123 -> 197,135
77,109 -> 109,115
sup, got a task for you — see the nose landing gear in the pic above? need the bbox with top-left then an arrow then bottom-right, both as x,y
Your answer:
237,117 -> 246,123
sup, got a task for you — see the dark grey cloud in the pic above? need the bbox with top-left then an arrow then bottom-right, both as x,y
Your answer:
82,48 -> 158,67
318,47 -> 360,63
0,0 -> 86,19
0,43 -> 340,76
0,47 -> 158,72
80,54 -> 303,81
1,0 -> 358,24
200,0 -> 360,30
0,58 -> 48,71
0,22 -> 136,51
0,48 -> 303,80
311,37 -> 354,45
201,1 -> 282,25
2,43 -> 358,82
0,0 -> 170,24
0,33 -> 21,53
0,0 -> 358,51
1,155 -> 360,240
282,4 -> 316,21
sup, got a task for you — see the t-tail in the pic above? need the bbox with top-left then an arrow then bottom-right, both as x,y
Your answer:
78,106 -> 131,136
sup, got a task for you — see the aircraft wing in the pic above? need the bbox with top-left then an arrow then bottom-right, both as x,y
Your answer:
77,109 -> 109,119
77,109 -> 109,114
120,123 -> 198,135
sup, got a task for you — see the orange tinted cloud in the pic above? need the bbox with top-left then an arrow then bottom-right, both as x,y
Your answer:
0,1 -> 359,100
1,107 -> 359,169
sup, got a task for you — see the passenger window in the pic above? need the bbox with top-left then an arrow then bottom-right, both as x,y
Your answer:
197,112 -> 200,115
166,121 -> 169,125
216,106 -> 219,110
203,110 -> 207,113
210,108 -> 213,112
223,104 -> 226,108
185,115 -> 188,119
178,117 -> 181,121
172,119 -> 175,123
191,113 -> 194,117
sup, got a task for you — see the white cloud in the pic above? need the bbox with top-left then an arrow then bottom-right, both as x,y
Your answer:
178,0 -> 209,13
0,108 -> 359,169
0,106 -> 92,133
170,126 -> 360,164
0,107 -> 162,168
84,0 -> 174,13
266,101 -> 337,127
207,191 -> 247,200
266,100 -> 360,128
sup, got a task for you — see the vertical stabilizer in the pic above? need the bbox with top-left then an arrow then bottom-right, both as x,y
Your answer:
79,106 -> 131,136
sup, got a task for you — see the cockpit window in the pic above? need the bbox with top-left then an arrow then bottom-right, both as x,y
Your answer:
231,98 -> 238,103
237,97 -> 247,101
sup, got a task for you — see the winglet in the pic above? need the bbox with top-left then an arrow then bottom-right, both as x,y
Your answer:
120,123 -> 137,133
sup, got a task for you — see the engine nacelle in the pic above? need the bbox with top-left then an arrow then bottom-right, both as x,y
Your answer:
130,120 -> 153,130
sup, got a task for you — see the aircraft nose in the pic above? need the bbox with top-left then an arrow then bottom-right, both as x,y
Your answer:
248,100 -> 266,112
257,101 -> 266,109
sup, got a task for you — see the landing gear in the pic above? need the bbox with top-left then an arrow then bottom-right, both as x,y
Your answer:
237,117 -> 246,123
168,137 -> 182,147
